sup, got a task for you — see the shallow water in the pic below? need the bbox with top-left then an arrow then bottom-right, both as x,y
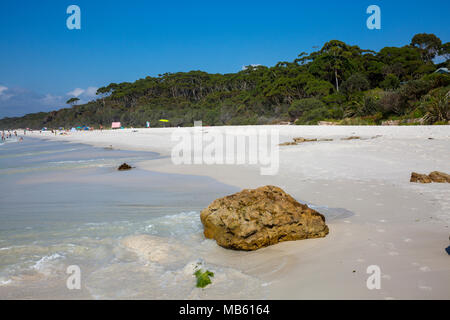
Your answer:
0,138 -> 351,299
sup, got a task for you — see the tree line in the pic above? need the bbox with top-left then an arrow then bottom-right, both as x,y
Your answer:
1,33 -> 449,130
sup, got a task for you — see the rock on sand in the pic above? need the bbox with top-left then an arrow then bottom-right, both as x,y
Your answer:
410,171 -> 450,183
200,185 -> 329,251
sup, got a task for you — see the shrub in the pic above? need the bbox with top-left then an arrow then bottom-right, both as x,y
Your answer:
289,98 -> 329,124
398,79 -> 432,105
295,107 -> 333,125
409,107 -> 425,119
322,93 -> 347,106
364,88 -> 386,100
380,74 -> 400,90
422,73 -> 450,88
288,98 -> 325,120
341,73 -> 370,94
422,88 -> 450,124
344,95 -> 380,117
378,91 -> 403,115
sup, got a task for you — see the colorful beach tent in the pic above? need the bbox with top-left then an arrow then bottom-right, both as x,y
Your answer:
70,128 -> 76,132
111,122 -> 121,129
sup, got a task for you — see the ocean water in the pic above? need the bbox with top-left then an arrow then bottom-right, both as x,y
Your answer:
0,137 -> 351,299
0,137 -> 271,299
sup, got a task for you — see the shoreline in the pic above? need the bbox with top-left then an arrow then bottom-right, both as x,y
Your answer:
0,138 -> 244,299
24,125 -> 450,299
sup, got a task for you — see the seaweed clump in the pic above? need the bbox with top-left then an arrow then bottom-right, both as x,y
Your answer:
194,269 -> 214,288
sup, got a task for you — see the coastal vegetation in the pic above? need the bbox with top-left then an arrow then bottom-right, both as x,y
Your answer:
1,33 -> 449,129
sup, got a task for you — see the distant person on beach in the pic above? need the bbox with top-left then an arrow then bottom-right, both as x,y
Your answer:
1,132 -> 4,141
19,137 -> 23,142
14,131 -> 17,137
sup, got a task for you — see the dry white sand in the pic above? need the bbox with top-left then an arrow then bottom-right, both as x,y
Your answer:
27,126 -> 450,299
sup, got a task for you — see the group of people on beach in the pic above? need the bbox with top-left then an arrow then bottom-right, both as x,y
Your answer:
1,130 -> 22,142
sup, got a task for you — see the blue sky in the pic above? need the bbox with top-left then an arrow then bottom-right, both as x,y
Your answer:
0,0 -> 449,117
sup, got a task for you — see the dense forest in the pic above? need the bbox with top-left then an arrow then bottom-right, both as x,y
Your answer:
1,33 -> 449,129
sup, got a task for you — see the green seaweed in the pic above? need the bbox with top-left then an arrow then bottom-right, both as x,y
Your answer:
194,269 -> 214,288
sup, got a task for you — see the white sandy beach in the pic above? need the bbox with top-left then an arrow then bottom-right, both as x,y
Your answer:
26,125 -> 450,299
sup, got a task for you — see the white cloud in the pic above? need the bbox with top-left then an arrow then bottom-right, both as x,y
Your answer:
0,86 -> 14,101
84,86 -> 98,98
67,88 -> 85,97
40,93 -> 64,105
0,87 -> 66,118
0,85 -> 100,118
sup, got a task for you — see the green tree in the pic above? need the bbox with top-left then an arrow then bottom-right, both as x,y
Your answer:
411,33 -> 442,62
377,46 -> 424,80
305,79 -> 334,97
341,73 -> 370,94
314,40 -> 355,92
66,97 -> 80,106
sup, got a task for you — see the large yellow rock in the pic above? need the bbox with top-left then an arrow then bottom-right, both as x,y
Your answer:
200,186 -> 329,251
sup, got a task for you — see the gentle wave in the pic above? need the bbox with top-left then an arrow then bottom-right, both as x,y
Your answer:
32,253 -> 65,275
0,160 -> 116,175
0,147 -> 81,159
0,211 -> 201,283
47,159 -> 107,165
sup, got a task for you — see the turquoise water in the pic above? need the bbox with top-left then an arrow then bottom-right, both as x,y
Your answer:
0,138 -> 269,299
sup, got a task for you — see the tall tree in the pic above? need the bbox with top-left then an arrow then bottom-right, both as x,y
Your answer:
315,41 -> 355,92
411,33 -> 442,62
